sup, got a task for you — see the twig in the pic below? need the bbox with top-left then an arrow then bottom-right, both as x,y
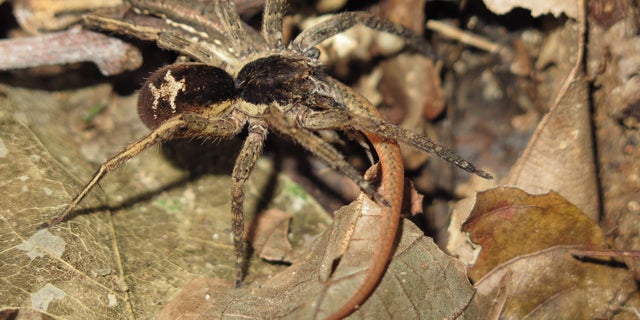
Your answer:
0,27 -> 142,76
12,0 -> 123,34
426,20 -> 501,53
2,0 -> 265,76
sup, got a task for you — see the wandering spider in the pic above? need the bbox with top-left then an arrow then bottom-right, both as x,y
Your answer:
44,0 -> 492,318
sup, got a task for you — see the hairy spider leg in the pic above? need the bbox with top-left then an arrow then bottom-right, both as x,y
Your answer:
42,116 -> 186,227
128,0 -> 231,46
44,109 -> 247,228
83,2 -> 263,73
68,2 -> 494,319
264,106 -> 387,206
258,3 -> 422,318
305,79 -> 404,320
215,0 -> 255,58
261,0 -> 288,49
230,119 -> 269,287
159,32 -> 226,66
303,80 -> 493,179
291,11 -> 434,57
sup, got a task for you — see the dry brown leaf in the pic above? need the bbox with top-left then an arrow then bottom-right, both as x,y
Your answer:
460,187 -> 640,318
405,179 -> 425,217
473,246 -> 640,319
247,209 -> 296,263
160,196 -> 486,319
461,186 -> 606,281
504,19 -> 599,220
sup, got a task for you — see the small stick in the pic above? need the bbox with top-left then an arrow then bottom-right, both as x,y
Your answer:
426,20 -> 501,53
0,27 -> 142,76
12,0 -> 122,34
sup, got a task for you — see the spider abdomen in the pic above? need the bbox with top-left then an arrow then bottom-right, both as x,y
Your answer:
235,54 -> 326,106
138,63 -> 236,129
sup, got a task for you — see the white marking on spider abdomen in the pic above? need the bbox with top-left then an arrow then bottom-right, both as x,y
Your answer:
148,70 -> 186,119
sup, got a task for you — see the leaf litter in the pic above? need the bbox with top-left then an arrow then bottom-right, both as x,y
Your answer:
2,0 -> 640,318
159,196 -> 483,320
0,84 -> 330,318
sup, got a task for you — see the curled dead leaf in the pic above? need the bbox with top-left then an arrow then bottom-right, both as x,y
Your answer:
12,0 -> 122,34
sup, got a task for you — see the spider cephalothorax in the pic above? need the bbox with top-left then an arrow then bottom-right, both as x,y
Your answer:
235,54 -> 330,106
46,0 -> 491,318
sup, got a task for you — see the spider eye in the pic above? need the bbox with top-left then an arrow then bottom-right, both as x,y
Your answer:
137,63 -> 235,129
304,47 -> 320,59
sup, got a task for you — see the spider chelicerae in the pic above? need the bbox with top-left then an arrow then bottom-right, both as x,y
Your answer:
44,0 -> 492,318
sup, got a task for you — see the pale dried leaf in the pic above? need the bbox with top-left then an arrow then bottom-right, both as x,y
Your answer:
482,0 -> 579,19
160,197 -> 486,319
0,105 -> 129,318
474,246 -> 640,319
504,19 -> 599,219
0,84 -> 330,318
13,0 -> 123,34
446,195 -> 479,265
